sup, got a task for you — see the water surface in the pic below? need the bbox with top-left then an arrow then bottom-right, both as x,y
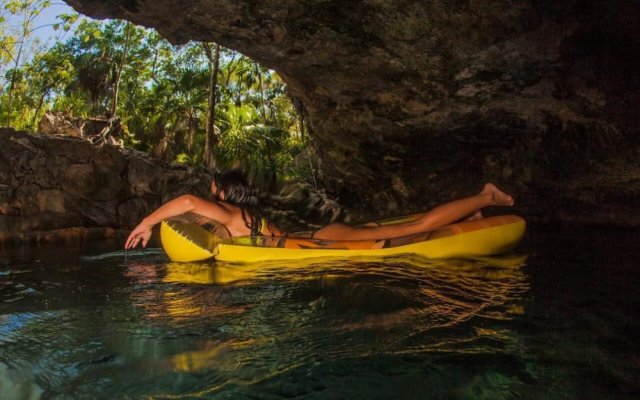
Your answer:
0,225 -> 638,399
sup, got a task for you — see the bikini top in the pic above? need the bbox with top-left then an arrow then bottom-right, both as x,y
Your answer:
206,216 -> 274,237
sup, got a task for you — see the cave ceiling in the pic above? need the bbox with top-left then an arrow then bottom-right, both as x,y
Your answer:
65,0 -> 640,221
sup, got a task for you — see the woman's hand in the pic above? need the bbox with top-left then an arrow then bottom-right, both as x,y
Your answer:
125,221 -> 153,249
123,193 -> 234,250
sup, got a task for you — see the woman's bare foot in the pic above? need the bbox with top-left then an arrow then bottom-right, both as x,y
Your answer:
481,183 -> 515,206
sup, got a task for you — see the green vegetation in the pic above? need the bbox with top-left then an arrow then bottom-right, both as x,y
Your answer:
0,0 -> 311,187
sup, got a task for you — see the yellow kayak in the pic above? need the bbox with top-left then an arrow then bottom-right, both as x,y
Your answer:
160,214 -> 525,263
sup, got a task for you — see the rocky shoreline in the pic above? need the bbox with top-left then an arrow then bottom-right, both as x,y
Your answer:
0,128 -> 345,243
0,128 -> 215,243
2,127 -> 640,244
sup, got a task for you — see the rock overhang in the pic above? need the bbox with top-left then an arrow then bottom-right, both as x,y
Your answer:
63,0 -> 640,224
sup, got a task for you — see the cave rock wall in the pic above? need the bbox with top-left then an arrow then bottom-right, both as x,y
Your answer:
65,0 -> 640,225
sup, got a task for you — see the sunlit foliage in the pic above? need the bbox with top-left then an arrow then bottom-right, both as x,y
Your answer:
0,2 -> 310,186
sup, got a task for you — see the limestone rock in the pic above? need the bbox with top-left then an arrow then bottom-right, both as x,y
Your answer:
0,129 -> 343,242
37,111 -> 125,147
61,0 -> 640,225
0,128 -> 214,242
38,111 -> 84,137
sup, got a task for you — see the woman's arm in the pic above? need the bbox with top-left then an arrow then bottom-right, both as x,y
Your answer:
125,195 -> 234,249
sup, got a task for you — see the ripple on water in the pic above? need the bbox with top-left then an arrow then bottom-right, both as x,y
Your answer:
2,226 -> 638,398
81,248 -> 167,263
0,248 -> 533,398
2,286 -> 39,304
134,254 -> 529,384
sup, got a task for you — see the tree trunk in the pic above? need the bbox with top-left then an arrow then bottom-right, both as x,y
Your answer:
223,53 -> 238,87
31,89 -> 49,131
202,42 -> 221,169
298,109 -> 305,139
265,137 -> 277,190
5,40 -> 24,128
255,63 -> 268,121
111,22 -> 132,117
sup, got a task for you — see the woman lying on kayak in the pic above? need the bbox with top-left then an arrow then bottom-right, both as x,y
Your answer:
125,169 -> 514,249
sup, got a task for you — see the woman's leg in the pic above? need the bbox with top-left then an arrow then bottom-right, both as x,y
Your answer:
408,183 -> 513,229
313,183 -> 514,241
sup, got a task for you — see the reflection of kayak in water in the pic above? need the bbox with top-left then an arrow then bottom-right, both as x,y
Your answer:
158,253 -> 528,374
160,214 -> 526,263
163,252 -> 528,285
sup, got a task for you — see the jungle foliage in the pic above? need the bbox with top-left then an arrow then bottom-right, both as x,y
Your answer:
0,1 -> 314,187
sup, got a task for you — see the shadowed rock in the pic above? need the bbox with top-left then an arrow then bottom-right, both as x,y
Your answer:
62,0 -> 640,225
0,129 -> 343,242
0,128 -> 214,242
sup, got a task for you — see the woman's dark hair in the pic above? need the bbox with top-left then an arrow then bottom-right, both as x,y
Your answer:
212,169 -> 263,236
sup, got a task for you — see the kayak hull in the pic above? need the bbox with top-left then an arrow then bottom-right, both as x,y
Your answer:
161,215 -> 525,263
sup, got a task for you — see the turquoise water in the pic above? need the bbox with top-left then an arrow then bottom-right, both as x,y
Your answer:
0,226 -> 638,399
